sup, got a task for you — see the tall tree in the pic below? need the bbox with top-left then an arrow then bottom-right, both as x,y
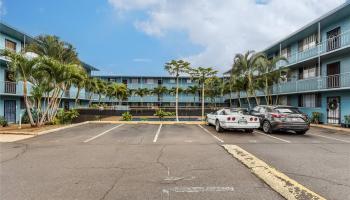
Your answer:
257,56 -> 288,105
232,51 -> 266,108
164,60 -> 190,121
185,85 -> 199,106
134,88 -> 149,106
0,50 -> 38,126
152,86 -> 168,107
189,67 -> 218,121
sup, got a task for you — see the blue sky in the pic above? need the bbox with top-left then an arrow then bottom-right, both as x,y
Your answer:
0,0 -> 202,76
0,0 -> 346,76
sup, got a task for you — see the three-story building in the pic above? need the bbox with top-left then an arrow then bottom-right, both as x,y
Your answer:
0,22 -> 98,123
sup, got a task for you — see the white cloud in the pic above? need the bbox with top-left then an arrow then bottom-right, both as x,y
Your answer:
108,0 -> 347,73
133,58 -> 152,62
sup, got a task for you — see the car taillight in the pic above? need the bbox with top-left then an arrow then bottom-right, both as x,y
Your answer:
250,117 -> 253,121
227,117 -> 231,121
232,117 -> 236,121
254,118 -> 258,121
271,113 -> 285,118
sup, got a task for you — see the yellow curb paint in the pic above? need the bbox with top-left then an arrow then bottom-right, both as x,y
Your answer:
89,121 -> 205,125
222,145 -> 326,200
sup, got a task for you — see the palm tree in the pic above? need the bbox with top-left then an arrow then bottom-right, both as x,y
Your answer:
189,67 -> 218,121
257,56 -> 288,105
107,83 -> 128,105
164,60 -> 190,121
232,51 -> 266,108
26,35 -> 80,65
152,86 -> 168,107
0,49 -> 38,126
205,77 -> 222,107
185,85 -> 199,106
96,79 -> 107,104
72,68 -> 88,107
85,78 -> 99,106
134,88 -> 149,106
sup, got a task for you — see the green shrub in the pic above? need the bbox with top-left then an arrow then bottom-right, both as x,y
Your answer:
21,109 -> 40,124
55,109 -> 79,124
311,112 -> 321,124
122,112 -> 133,121
0,116 -> 8,127
140,117 -> 148,121
154,109 -> 175,120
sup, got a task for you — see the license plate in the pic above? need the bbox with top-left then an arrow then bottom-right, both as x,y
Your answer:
238,119 -> 247,124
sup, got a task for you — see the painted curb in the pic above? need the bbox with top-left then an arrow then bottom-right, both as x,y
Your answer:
311,124 -> 350,134
88,121 -> 205,125
222,145 -> 326,200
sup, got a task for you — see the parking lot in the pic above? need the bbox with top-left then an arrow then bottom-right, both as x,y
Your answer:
1,123 -> 349,200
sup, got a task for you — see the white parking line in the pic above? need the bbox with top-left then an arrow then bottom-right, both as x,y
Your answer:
198,125 -> 224,143
153,124 -> 163,143
254,130 -> 291,143
83,124 -> 124,143
308,133 -> 350,143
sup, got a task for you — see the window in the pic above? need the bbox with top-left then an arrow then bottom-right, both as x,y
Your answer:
299,65 -> 318,79
169,79 -> 175,83
186,79 -> 192,83
298,93 -> 321,107
298,34 -> 317,52
146,79 -> 154,84
281,46 -> 291,58
131,78 -> 139,84
122,79 -> 128,84
5,39 -> 17,51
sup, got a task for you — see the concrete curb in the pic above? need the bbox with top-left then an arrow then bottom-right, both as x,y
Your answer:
223,145 -> 326,200
0,121 -> 90,136
311,124 -> 350,134
89,120 -> 205,125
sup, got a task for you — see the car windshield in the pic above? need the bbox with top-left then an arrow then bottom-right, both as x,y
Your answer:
226,109 -> 248,115
275,107 -> 301,114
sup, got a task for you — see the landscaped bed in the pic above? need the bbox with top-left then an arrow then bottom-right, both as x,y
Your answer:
0,124 -> 64,135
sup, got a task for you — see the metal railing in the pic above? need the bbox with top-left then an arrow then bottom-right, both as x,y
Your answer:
276,30 -> 350,68
227,72 -> 350,99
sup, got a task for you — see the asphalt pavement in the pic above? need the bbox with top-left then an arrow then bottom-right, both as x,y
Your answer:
0,123 -> 349,200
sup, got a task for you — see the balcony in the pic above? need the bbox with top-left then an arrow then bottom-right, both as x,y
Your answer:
276,30 -> 350,68
227,72 -> 350,99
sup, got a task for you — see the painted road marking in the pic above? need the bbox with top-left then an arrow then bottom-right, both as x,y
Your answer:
153,124 -> 163,143
309,133 -> 350,143
161,187 -> 235,200
83,124 -> 124,143
254,130 -> 291,143
222,145 -> 326,200
198,125 -> 224,143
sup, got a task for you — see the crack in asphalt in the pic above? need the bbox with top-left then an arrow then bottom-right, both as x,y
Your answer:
156,145 -> 169,173
284,171 -> 350,188
1,143 -> 29,164
99,170 -> 125,200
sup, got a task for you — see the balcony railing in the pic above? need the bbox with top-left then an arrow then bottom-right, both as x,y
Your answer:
276,30 -> 350,68
227,72 -> 350,99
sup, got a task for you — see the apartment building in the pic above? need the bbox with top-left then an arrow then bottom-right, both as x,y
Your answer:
228,2 -> 350,124
94,75 -> 225,107
0,22 -> 98,123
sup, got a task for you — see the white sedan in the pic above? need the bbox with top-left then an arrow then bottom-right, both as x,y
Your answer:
206,108 -> 260,133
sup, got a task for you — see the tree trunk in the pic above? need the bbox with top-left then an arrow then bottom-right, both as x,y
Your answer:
175,76 -> 179,122
23,81 -> 36,127
201,83 -> 205,121
75,87 -> 81,107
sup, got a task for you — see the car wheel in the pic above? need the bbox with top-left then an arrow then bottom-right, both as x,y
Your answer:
245,129 -> 254,133
215,120 -> 223,133
262,121 -> 272,134
295,130 -> 307,135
